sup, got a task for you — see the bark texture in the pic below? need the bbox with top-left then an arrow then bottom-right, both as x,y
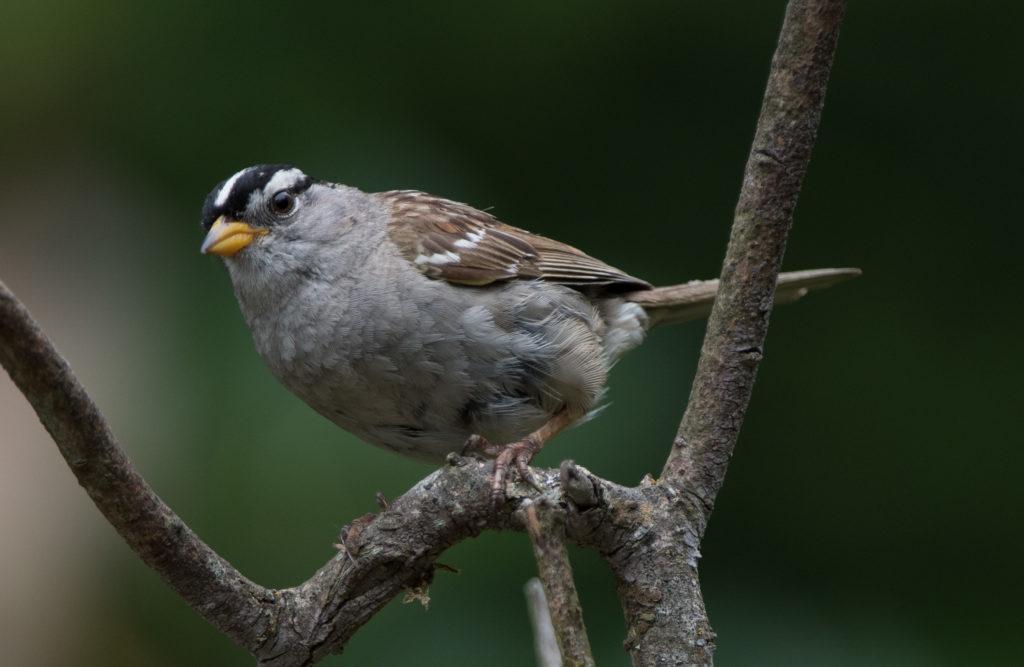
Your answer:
523,499 -> 595,666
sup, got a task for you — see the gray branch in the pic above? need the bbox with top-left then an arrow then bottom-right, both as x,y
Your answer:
663,0 -> 847,534
0,1 -> 848,665
525,578 -> 564,667
521,498 -> 595,666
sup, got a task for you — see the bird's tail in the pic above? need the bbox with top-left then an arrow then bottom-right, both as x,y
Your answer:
625,267 -> 861,328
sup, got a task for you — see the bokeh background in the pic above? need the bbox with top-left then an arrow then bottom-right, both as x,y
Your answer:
1,1 -> 1020,665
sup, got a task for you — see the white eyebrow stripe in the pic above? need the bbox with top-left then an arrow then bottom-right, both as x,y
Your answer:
264,168 -> 307,194
214,169 -> 247,207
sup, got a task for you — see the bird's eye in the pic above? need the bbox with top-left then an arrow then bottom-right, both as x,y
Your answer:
270,191 -> 295,215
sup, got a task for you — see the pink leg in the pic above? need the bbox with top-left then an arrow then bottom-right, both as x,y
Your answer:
488,409 -> 580,508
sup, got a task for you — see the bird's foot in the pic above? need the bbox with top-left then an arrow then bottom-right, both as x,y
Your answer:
490,435 -> 544,509
335,511 -> 376,562
462,433 -> 545,509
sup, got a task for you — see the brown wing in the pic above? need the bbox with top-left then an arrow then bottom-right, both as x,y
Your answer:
378,190 -> 651,290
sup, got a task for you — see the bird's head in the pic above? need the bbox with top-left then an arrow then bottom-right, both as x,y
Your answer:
200,164 -> 314,257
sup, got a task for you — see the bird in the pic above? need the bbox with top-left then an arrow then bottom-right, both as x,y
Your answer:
199,164 -> 855,503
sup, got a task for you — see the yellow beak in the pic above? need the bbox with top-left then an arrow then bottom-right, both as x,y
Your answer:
200,216 -> 268,256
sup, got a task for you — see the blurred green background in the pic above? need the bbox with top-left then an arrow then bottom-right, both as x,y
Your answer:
1,1 -> 1020,665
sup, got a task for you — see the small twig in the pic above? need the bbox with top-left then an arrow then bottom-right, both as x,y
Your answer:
521,501 -> 595,667
524,578 -> 562,667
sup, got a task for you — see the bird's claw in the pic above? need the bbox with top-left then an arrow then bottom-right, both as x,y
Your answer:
462,434 -> 503,457
490,435 -> 543,510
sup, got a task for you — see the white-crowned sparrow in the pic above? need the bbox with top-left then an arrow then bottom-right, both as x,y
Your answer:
200,164 -> 855,501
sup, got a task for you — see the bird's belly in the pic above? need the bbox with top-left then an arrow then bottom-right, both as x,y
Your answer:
257,322 -> 555,464
249,280 -> 609,464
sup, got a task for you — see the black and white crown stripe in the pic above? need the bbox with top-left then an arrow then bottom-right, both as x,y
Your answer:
201,164 -> 313,229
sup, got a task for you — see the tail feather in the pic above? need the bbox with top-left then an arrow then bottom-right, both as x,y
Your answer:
625,267 -> 861,328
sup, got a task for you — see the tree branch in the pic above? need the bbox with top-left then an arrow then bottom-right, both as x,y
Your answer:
662,0 -> 847,534
599,1 -> 848,662
524,579 -> 563,667
566,466 -> 714,665
0,279 -> 275,650
522,500 -> 594,666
